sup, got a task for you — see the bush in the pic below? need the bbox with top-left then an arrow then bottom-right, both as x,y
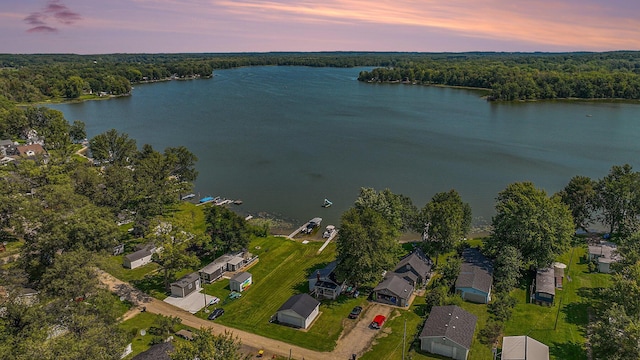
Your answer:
488,292 -> 517,322
479,320 -> 503,345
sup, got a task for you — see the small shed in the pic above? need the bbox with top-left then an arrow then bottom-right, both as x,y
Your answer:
230,272 -> 252,292
533,268 -> 555,306
170,272 -> 201,298
501,335 -> 549,360
588,241 -> 620,273
420,305 -> 477,360
123,248 -> 153,269
276,293 -> 320,329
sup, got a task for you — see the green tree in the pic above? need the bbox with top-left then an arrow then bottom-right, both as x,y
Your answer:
149,221 -> 200,291
595,164 -> 640,238
493,245 -> 523,293
354,187 -> 417,231
205,206 -> 251,253
64,76 -> 86,98
591,303 -> 640,360
488,182 -> 574,268
69,120 -> 86,143
170,329 -> 246,360
335,207 -> 401,285
416,189 -> 472,264
41,249 -> 98,300
558,175 -> 597,232
89,129 -> 137,165
164,146 -> 199,183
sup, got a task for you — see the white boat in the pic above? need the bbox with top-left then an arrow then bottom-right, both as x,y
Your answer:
323,225 -> 336,238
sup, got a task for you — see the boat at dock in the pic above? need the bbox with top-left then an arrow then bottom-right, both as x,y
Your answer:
302,217 -> 322,234
181,193 -> 195,200
323,225 -> 336,238
199,196 -> 215,203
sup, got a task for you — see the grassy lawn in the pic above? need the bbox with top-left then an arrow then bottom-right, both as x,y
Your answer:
96,253 -> 161,282
503,246 -> 611,360
195,235 -> 361,352
120,312 -> 194,358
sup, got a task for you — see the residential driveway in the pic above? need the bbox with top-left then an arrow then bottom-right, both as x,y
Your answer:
99,270 -> 395,360
333,303 -> 394,359
163,290 -> 219,314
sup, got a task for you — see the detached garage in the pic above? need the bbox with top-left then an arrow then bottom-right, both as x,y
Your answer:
276,293 -> 320,329
420,305 -> 477,360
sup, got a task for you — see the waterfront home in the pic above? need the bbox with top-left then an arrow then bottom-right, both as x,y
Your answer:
455,248 -> 493,304
393,248 -> 433,287
588,241 -> 620,273
533,267 -> 555,306
308,261 -> 344,300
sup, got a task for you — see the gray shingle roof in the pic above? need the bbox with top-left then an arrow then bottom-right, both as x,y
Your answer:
132,342 -> 174,360
373,273 -> 414,299
171,272 -> 200,289
277,293 -> 320,319
307,261 -> 337,281
394,249 -> 432,278
455,248 -> 493,293
124,248 -> 152,262
535,267 -> 555,295
230,271 -> 252,283
420,305 -> 477,349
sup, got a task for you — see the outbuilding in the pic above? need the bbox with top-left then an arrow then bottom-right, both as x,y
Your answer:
501,335 -> 549,360
276,293 -> 320,329
229,272 -> 252,292
420,305 -> 477,360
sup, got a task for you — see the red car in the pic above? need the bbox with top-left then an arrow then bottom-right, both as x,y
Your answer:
370,315 -> 386,329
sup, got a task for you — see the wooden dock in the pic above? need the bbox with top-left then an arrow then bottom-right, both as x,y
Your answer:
317,230 -> 338,254
287,222 -> 310,239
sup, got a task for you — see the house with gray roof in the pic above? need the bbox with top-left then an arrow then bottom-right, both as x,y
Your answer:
276,293 -> 320,329
372,272 -> 414,307
132,342 -> 174,360
420,305 -> 477,360
455,248 -> 493,304
170,272 -> 201,298
123,245 -> 156,269
393,248 -> 433,287
588,241 -> 620,273
308,261 -> 344,300
501,335 -> 549,360
533,267 -> 555,306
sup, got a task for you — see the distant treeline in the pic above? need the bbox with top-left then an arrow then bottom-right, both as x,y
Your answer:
357,52 -> 640,101
2,52 -> 640,103
0,52 -> 403,103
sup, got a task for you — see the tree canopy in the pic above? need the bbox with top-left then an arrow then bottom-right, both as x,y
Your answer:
488,182 -> 574,268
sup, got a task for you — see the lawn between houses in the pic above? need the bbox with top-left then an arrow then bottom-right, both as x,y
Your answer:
357,243 -> 611,360
197,235 -> 368,352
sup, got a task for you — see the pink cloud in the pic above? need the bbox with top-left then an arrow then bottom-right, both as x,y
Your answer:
24,0 -> 82,33
24,13 -> 46,26
27,25 -> 58,33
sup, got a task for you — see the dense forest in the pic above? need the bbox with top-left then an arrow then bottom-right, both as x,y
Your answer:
357,51 -> 640,101
3,52 -> 640,103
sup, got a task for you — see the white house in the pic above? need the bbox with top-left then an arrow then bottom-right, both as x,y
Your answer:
123,246 -> 155,269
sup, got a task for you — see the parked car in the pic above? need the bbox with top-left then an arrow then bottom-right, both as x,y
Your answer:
208,308 -> 224,320
370,315 -> 386,329
348,306 -> 363,319
209,296 -> 220,305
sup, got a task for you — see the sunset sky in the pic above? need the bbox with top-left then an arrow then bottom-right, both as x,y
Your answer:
2,0 -> 640,54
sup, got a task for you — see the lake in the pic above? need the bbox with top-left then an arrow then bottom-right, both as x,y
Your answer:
48,66 -> 640,230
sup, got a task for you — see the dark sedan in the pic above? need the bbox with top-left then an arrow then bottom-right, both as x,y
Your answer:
348,306 -> 363,319
208,308 -> 224,320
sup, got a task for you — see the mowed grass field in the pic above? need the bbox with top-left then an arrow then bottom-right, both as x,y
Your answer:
198,235 -> 365,352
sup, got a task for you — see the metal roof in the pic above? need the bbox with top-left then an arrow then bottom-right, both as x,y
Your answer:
420,305 -> 477,349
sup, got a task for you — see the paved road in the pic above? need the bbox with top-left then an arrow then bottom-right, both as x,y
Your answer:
99,270 -> 388,360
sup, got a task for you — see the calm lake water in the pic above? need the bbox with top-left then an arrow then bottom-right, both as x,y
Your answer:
49,66 -> 640,230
